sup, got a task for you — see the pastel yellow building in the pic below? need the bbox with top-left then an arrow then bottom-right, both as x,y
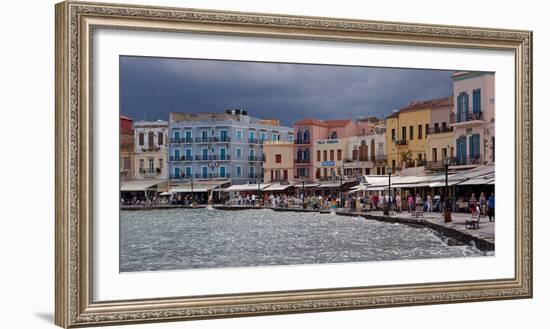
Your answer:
386,96 -> 453,171
312,138 -> 348,180
262,141 -> 294,183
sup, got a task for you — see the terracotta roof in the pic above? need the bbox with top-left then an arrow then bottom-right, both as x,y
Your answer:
325,119 -> 353,127
293,118 -> 328,127
386,96 -> 453,119
120,114 -> 133,121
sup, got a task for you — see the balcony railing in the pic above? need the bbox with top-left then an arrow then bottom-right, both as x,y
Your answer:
394,139 -> 407,145
248,138 -> 259,144
450,111 -> 483,124
213,136 -> 231,143
248,173 -> 264,179
294,158 -> 311,164
194,137 -> 212,143
426,157 -> 457,170
194,155 -> 231,161
427,126 -> 454,135
169,155 -> 192,161
170,174 -> 193,180
294,139 -> 311,145
454,156 -> 482,166
170,137 -> 193,144
248,155 -> 265,162
193,173 -> 231,179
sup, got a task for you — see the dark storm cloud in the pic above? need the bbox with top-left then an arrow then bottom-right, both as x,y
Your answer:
120,56 -> 454,126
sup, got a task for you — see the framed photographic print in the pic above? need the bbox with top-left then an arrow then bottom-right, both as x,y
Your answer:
55,1 -> 533,327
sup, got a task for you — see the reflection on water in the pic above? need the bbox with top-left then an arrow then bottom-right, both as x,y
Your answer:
120,208 -> 486,272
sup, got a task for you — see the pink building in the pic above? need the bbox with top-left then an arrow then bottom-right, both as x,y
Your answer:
293,118 -> 357,180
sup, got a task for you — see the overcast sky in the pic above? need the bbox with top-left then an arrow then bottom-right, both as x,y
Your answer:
120,56 -> 454,126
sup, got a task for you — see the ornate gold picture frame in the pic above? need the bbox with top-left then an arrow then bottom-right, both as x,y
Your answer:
55,1 -> 532,327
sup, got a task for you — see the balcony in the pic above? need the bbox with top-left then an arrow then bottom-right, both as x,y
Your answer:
427,126 -> 454,135
140,145 -> 160,152
403,159 -> 427,168
193,173 -> 231,179
169,174 -> 193,180
294,139 -> 311,145
213,136 -> 231,143
248,173 -> 264,180
394,139 -> 407,146
169,155 -> 192,162
294,158 -> 311,164
170,137 -> 193,144
194,137 -> 212,143
248,138 -> 259,144
195,155 -> 231,161
450,111 -> 484,127
248,155 -> 265,162
426,157 -> 457,170
139,168 -> 161,178
454,156 -> 482,166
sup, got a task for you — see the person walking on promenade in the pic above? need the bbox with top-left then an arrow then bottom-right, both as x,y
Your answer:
426,194 -> 432,212
407,194 -> 414,212
469,193 -> 477,214
487,192 -> 495,222
395,193 -> 402,212
479,192 -> 487,216
251,193 -> 256,206
415,194 -> 422,209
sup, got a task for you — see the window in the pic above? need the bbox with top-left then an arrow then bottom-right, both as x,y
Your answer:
288,135 -> 294,142
236,165 -> 242,177
323,168 -> 328,178
236,147 -> 242,158
469,134 -> 481,160
138,132 -> 144,145
418,125 -> 423,139
260,132 -> 267,141
402,127 -> 407,141
337,149 -> 342,161
248,131 -> 255,140
330,150 -> 334,161
330,131 -> 337,139
442,122 -> 447,130
376,167 -> 381,175
317,150 -> 321,162
236,129 -> 242,140
185,167 -> 191,178
249,148 -> 255,157
316,168 -> 321,179
185,149 -> 191,159
158,132 -> 164,145
272,133 -> 279,141
392,159 -> 396,169
391,129 -> 396,140
381,167 -> 385,175
303,130 -> 310,142
323,150 -> 327,161
434,123 -> 439,132
409,126 -> 414,140
202,148 -> 208,159
425,124 -> 429,138
139,159 -> 144,171
159,158 -> 163,170
473,88 -> 481,114
148,132 -> 154,146
275,154 -> 282,163
185,130 -> 192,140
148,158 -> 154,173
122,157 -> 129,170
457,92 -> 470,122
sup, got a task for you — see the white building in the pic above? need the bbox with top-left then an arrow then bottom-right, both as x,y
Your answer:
343,128 -> 387,177
133,120 -> 169,180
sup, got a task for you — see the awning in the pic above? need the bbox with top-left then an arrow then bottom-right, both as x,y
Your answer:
366,185 -> 389,191
457,177 -> 495,186
428,180 -> 462,188
225,184 -> 271,191
120,180 -> 166,192
263,183 -> 294,191
318,182 -> 343,188
169,181 -> 228,193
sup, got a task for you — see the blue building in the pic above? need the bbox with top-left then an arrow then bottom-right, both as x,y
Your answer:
168,110 -> 294,185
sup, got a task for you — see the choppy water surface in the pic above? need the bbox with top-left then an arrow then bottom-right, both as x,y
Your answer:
120,208 -> 486,272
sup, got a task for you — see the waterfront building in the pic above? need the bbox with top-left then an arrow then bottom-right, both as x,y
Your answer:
425,96 -> 455,171
133,120 -> 169,180
169,109 -> 294,185
385,96 -> 452,171
293,118 -> 358,181
262,141 -> 294,183
344,128 -> 387,177
313,137 -> 349,180
451,72 -> 495,166
120,115 -> 135,182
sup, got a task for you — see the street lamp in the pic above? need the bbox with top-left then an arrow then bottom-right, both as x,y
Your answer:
383,166 -> 392,215
339,175 -> 344,208
443,156 -> 452,222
